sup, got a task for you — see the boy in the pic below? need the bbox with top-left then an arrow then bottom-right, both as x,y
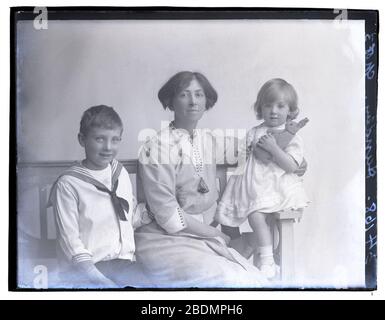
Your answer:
49,105 -> 151,288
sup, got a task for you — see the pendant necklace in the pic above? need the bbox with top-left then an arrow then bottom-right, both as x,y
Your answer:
191,135 -> 210,194
169,121 -> 210,194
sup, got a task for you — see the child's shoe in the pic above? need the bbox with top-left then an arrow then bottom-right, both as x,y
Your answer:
260,262 -> 280,280
254,245 -> 280,280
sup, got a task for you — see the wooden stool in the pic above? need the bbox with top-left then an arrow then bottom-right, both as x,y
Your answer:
273,209 -> 303,284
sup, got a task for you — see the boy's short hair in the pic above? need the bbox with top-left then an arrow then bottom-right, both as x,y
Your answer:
254,78 -> 299,120
79,105 -> 123,136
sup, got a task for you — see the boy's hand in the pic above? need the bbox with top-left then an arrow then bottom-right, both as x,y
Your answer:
256,134 -> 278,153
77,260 -> 119,288
86,268 -> 119,288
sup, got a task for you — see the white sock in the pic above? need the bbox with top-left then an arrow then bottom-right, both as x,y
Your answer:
258,245 -> 274,265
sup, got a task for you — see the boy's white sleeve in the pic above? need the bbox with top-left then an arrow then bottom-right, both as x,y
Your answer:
52,179 -> 93,264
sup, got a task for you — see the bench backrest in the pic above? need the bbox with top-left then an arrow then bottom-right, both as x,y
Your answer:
17,160 -> 231,258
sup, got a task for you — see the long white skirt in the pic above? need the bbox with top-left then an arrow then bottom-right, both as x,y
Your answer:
134,221 -> 269,288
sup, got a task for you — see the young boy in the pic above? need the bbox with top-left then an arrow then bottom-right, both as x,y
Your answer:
49,105 -> 151,288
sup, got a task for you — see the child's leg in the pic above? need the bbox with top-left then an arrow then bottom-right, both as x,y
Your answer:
248,211 -> 276,278
248,211 -> 272,248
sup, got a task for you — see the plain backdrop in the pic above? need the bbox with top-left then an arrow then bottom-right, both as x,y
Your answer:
16,19 -> 366,288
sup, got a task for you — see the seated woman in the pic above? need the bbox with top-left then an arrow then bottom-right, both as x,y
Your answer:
134,71 -> 269,288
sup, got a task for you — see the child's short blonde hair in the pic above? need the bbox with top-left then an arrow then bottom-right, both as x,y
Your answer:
254,78 -> 299,120
79,105 -> 123,136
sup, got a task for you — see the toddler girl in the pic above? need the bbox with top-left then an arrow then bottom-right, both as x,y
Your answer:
215,78 -> 310,279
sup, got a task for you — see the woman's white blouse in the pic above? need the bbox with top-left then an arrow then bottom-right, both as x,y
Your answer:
138,126 -> 227,234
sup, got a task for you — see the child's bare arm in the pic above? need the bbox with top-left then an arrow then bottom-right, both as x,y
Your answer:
257,133 -> 298,173
271,148 -> 299,173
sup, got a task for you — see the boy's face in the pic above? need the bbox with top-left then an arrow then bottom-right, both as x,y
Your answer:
78,126 -> 122,170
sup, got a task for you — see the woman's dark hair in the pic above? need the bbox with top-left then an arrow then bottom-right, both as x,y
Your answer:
158,71 -> 218,111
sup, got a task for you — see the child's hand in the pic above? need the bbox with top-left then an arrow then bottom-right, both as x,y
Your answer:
251,141 -> 271,163
295,158 -> 307,177
256,134 -> 278,153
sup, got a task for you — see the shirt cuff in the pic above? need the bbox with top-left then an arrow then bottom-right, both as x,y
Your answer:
161,206 -> 187,234
72,252 -> 93,264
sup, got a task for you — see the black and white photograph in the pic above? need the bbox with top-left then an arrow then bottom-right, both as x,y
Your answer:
12,7 -> 378,290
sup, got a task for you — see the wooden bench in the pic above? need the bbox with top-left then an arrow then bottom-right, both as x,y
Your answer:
17,160 -> 302,286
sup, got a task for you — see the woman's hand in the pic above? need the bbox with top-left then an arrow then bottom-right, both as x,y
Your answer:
215,229 -> 231,246
256,134 -> 279,153
183,215 -> 231,245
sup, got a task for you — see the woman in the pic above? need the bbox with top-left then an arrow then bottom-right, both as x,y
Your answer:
134,71 -> 269,288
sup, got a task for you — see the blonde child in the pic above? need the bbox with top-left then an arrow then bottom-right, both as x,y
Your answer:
215,79 -> 310,279
49,105 -> 151,288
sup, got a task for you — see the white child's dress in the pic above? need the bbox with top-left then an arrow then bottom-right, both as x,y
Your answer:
215,123 -> 310,227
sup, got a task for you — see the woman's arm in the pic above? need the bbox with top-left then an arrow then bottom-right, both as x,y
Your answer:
256,133 -> 299,173
138,138 -> 230,245
139,159 -> 230,244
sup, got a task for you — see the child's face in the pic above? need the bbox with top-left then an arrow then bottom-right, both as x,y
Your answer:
261,94 -> 290,127
78,126 -> 122,170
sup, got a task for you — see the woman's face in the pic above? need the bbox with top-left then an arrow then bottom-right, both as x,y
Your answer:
172,78 -> 207,123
